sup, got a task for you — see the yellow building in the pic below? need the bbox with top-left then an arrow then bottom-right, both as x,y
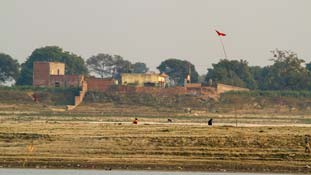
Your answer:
121,73 -> 168,87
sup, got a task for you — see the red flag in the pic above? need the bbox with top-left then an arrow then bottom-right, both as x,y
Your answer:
216,30 -> 226,37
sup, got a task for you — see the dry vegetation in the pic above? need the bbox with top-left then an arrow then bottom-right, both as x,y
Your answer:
0,114 -> 311,173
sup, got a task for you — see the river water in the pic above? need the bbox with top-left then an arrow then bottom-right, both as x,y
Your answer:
0,169 -> 289,175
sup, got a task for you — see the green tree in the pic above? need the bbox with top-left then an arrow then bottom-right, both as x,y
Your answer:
112,55 -> 132,74
157,58 -> 199,86
16,46 -> 88,85
260,49 -> 311,90
0,53 -> 20,84
87,53 -> 150,79
132,62 -> 149,73
205,59 -> 257,89
86,54 -> 114,78
305,61 -> 311,72
249,66 -> 268,90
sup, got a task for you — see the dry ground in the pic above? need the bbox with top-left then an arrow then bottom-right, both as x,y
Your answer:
0,118 -> 311,173
1,103 -> 311,173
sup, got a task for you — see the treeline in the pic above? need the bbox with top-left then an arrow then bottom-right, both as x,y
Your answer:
1,46 -> 311,90
206,50 -> 311,90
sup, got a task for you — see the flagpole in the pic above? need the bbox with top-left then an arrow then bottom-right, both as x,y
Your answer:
218,36 -> 227,59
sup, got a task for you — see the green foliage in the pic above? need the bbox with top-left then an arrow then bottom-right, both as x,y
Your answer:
112,55 -> 132,76
249,66 -> 266,89
132,62 -> 149,73
16,46 -> 88,85
206,49 -> 311,90
157,58 -> 199,86
86,53 -> 149,78
206,59 -> 257,89
258,50 -> 311,90
86,54 -> 114,78
306,62 -> 311,72
0,53 -> 20,84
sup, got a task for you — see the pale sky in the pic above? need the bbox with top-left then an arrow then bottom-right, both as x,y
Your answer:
1,0 -> 310,74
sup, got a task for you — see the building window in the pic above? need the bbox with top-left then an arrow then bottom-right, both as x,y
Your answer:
57,69 -> 60,75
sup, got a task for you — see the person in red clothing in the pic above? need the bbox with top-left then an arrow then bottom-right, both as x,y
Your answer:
133,118 -> 138,124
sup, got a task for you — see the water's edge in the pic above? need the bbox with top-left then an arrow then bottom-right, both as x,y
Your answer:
0,161 -> 306,174
0,168 -> 292,175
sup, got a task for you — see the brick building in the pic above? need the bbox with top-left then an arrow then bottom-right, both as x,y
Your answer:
33,62 -> 84,88
33,61 -> 119,91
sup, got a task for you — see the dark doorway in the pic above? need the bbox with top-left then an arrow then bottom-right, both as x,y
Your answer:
55,82 -> 60,87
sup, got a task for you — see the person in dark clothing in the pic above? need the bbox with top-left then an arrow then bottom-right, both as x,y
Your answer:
208,118 -> 213,126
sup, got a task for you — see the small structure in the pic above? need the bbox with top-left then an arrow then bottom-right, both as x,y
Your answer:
121,73 -> 168,87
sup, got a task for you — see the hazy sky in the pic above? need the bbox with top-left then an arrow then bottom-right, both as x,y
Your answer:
1,0 -> 310,74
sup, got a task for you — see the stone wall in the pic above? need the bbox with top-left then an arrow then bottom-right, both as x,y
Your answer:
86,77 -> 115,91
134,86 -> 187,95
64,75 -> 84,87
